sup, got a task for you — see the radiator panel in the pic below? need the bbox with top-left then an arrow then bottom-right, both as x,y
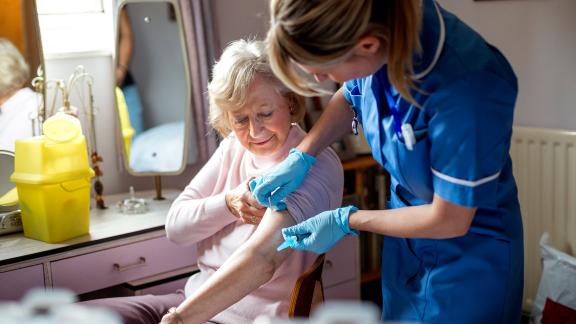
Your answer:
510,126 -> 576,311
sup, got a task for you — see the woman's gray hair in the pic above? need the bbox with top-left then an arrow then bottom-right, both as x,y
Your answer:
208,39 -> 305,137
0,38 -> 30,98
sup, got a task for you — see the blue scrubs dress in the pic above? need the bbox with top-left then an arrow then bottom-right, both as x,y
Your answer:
342,1 -> 523,322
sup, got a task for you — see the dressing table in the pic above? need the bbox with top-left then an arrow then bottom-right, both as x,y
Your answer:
0,190 -> 198,301
0,190 -> 360,301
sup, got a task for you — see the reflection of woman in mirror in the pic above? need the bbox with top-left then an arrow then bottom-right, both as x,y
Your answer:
81,40 -> 343,324
116,7 -> 144,135
0,38 -> 40,152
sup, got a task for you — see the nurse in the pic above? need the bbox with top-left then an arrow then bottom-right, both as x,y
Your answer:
251,0 -> 524,322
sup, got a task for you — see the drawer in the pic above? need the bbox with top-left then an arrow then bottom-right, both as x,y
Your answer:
0,265 -> 44,301
51,236 -> 197,294
323,235 -> 359,287
134,276 -> 189,296
324,278 -> 360,300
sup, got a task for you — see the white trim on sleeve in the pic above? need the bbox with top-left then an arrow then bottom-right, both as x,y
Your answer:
431,168 -> 500,187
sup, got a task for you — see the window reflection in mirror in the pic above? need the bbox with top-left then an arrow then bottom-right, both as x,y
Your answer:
115,0 -> 196,175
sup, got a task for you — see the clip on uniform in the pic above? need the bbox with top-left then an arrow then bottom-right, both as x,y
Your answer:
401,123 -> 416,151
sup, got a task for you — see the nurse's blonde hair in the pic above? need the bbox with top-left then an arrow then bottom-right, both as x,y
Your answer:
208,39 -> 306,137
0,38 -> 30,98
267,0 -> 422,104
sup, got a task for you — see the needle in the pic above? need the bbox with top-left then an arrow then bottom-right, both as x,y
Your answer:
276,236 -> 297,251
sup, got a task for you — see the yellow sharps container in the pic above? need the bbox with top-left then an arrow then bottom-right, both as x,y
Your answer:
11,113 -> 95,243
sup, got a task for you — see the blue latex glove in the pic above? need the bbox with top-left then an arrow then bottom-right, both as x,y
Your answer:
281,205 -> 359,254
249,180 -> 286,211
250,148 -> 316,208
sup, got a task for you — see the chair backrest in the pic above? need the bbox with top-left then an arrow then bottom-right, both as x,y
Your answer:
288,254 -> 326,318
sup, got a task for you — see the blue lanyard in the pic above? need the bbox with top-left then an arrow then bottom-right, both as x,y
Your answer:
382,79 -> 404,138
381,77 -> 417,151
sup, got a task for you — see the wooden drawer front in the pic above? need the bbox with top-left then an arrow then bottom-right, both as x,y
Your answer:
323,235 -> 359,287
51,237 -> 196,294
0,265 -> 44,301
324,279 -> 360,300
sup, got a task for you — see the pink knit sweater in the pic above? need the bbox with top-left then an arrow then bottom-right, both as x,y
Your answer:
165,125 -> 344,323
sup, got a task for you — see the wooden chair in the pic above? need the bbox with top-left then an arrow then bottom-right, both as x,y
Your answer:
288,254 -> 326,318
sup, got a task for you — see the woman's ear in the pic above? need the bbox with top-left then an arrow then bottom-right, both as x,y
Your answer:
286,93 -> 300,122
353,35 -> 382,56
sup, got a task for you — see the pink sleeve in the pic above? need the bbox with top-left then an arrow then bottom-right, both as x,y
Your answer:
284,147 -> 344,223
165,142 -> 237,246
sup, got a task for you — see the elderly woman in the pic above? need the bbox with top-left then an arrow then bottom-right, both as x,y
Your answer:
82,39 -> 343,324
0,38 -> 40,151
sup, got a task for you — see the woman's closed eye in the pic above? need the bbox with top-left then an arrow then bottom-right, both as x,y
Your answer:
233,116 -> 249,127
257,111 -> 274,119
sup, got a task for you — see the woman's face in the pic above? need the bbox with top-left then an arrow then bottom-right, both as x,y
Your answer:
228,75 -> 292,156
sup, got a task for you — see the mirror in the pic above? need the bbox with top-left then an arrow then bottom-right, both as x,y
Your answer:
0,150 -> 18,213
0,0 -> 45,152
115,0 -> 195,175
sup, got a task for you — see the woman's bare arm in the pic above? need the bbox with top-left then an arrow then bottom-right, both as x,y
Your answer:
166,209 -> 296,324
349,194 -> 477,239
116,9 -> 133,85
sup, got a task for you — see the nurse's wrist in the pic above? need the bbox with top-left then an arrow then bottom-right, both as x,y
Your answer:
295,139 -> 319,158
288,148 -> 316,168
337,205 -> 359,235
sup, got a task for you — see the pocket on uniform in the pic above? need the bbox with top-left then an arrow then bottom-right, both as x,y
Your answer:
394,129 -> 433,202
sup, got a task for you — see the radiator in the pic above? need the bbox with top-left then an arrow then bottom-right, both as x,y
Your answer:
510,126 -> 576,311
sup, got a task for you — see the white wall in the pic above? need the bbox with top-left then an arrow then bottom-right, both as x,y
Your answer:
210,0 -> 269,55
439,0 -> 576,131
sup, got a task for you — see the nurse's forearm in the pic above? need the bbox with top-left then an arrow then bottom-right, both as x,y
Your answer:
348,194 -> 476,239
297,88 -> 355,156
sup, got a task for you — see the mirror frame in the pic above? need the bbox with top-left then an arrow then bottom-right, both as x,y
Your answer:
114,0 -> 193,176
31,0 -> 47,125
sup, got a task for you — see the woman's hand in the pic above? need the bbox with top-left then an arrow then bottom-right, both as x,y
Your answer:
226,178 -> 266,225
159,307 -> 183,324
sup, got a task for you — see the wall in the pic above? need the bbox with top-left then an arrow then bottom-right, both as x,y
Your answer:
211,0 -> 576,132
210,0 -> 269,55
439,0 -> 576,131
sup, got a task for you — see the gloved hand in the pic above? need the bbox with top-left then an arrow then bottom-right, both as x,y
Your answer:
281,205 -> 359,254
250,148 -> 316,208
249,180 -> 286,211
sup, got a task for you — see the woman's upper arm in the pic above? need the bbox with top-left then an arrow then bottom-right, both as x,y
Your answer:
431,194 -> 476,236
243,209 -> 297,266
166,143 -> 237,244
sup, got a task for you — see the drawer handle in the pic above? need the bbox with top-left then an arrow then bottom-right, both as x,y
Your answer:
113,257 -> 146,272
325,260 -> 333,269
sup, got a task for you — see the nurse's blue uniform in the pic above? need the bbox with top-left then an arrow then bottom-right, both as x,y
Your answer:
342,0 -> 523,322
